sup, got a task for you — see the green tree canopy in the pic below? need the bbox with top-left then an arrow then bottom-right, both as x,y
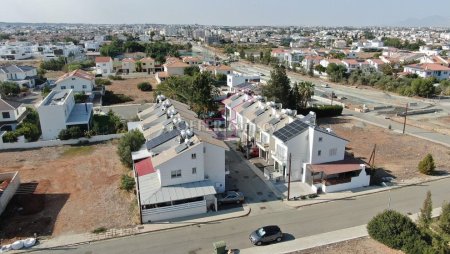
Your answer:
117,129 -> 145,168
262,65 -> 293,108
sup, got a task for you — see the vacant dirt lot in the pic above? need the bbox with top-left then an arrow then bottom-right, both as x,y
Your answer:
319,117 -> 450,181
296,237 -> 402,254
0,141 -> 136,243
107,76 -> 158,104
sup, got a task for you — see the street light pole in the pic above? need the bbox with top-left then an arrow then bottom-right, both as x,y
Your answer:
388,190 -> 391,209
287,153 -> 292,201
402,103 -> 408,134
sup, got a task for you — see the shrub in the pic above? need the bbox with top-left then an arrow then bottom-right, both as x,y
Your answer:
74,93 -> 88,103
95,78 -> 112,86
120,174 -> 135,191
418,191 -> 432,229
2,131 -> 19,143
58,126 -> 84,140
440,202 -> 450,234
137,82 -> 152,91
117,130 -> 145,168
91,227 -> 107,234
58,129 -> 71,140
418,154 -> 436,175
92,111 -> 125,135
367,210 -> 426,250
16,122 -> 41,142
108,75 -> 124,80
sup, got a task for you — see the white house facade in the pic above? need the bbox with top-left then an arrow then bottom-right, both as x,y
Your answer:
54,69 -> 95,94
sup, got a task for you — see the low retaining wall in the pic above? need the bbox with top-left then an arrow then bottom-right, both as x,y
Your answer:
0,134 -> 123,150
0,171 -> 20,215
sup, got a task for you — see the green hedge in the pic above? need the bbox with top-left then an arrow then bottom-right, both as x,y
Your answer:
297,105 -> 343,118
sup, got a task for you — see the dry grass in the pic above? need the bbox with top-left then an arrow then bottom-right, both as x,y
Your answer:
107,76 -> 158,104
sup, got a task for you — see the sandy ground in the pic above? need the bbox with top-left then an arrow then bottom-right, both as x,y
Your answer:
295,237 -> 403,254
0,141 -> 136,243
107,76 -> 158,104
318,117 -> 450,181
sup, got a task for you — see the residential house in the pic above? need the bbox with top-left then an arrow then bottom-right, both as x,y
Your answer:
130,97 -> 229,223
227,72 -> 260,93
122,58 -> 136,74
319,59 -> 343,68
0,96 -> 27,131
182,56 -> 202,66
0,65 -> 38,88
301,56 -> 323,70
164,60 -> 189,76
54,69 -> 95,94
367,59 -> 386,72
140,57 -> 156,74
404,63 -> 450,80
95,57 -> 114,76
37,89 -> 93,140
199,65 -> 232,76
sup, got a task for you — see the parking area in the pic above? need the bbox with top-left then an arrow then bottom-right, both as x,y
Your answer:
224,143 -> 291,215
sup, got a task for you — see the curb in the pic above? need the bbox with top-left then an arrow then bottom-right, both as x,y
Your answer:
19,206 -> 251,253
286,174 -> 450,209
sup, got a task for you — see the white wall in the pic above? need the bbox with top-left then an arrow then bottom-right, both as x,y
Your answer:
285,130 -> 310,181
204,143 -> 226,193
0,172 -> 20,215
38,91 -> 76,140
322,168 -> 370,193
56,77 -> 94,93
96,61 -> 113,75
157,144 -> 205,187
309,128 -> 347,164
141,200 -> 206,223
165,66 -> 185,76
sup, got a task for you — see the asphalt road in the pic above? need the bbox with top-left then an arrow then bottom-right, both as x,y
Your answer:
40,177 -> 450,254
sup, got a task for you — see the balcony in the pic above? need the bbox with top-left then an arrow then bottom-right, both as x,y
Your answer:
271,150 -> 286,163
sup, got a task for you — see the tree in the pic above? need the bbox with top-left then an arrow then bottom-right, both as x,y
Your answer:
74,93 -> 88,103
262,65 -> 293,107
239,48 -> 245,59
184,66 -> 200,76
418,191 -> 433,229
120,174 -> 135,191
0,81 -> 20,97
418,154 -> 436,175
326,63 -> 347,83
95,78 -> 112,86
117,130 -> 145,168
190,72 -> 219,118
439,202 -> 450,234
100,39 -> 124,57
68,63 -> 82,72
150,31 -> 156,41
137,82 -> 152,91
314,65 -> 326,74
411,78 -> 436,97
297,81 -> 315,109
367,210 -> 431,252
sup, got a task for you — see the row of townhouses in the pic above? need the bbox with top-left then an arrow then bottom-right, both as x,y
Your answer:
223,92 -> 370,194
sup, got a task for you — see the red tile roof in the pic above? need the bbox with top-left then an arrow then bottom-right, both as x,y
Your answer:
406,63 -> 450,71
135,157 -> 156,177
122,58 -> 136,63
95,57 -> 112,63
56,69 -> 94,83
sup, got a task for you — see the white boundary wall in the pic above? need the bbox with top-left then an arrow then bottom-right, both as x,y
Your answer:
0,171 -> 20,215
0,134 -> 123,150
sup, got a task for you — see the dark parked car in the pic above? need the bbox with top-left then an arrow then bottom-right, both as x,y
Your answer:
249,225 -> 283,245
218,191 -> 244,204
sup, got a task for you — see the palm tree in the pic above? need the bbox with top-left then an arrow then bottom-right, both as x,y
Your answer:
297,81 -> 315,109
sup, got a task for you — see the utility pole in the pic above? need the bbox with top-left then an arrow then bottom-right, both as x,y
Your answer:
246,124 -> 249,159
330,91 -> 334,106
287,153 -> 292,200
402,103 -> 408,134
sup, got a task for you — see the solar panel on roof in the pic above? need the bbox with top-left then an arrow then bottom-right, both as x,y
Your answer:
175,143 -> 188,154
242,101 -> 254,109
146,129 -> 180,150
255,108 -> 266,116
268,118 -> 280,125
273,119 -> 309,142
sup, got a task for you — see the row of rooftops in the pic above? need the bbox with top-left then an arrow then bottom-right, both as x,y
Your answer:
0,64 -> 36,74
132,95 -> 228,171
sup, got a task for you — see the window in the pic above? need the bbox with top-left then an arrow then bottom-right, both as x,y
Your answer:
70,85 -> 74,89
82,85 -> 87,89
61,86 -> 66,89
2,112 -> 10,119
71,78 -> 76,80
192,167 -> 197,174
203,147 -> 206,153
171,170 -> 182,179
191,153 -> 196,159
318,150 -> 322,156
318,137 -> 323,142
329,148 -> 337,156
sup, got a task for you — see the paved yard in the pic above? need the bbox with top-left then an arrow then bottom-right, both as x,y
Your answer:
225,144 -> 291,215
0,142 -> 137,244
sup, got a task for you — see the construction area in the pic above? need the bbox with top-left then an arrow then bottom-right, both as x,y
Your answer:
0,141 -> 136,244
318,117 -> 450,182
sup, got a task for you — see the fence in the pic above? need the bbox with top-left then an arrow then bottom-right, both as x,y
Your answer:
0,171 -> 20,215
0,134 -> 123,150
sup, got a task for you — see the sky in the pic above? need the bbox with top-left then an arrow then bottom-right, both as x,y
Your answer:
1,0 -> 450,26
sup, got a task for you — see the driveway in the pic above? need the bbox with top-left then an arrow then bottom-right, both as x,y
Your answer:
225,145 -> 292,215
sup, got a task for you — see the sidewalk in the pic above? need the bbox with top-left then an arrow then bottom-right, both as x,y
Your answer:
21,205 -> 250,252
239,208 -> 442,254
284,175 -> 450,208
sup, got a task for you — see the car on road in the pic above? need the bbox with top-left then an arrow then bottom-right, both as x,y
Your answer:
321,84 -> 330,88
218,191 -> 244,204
249,225 -> 283,246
